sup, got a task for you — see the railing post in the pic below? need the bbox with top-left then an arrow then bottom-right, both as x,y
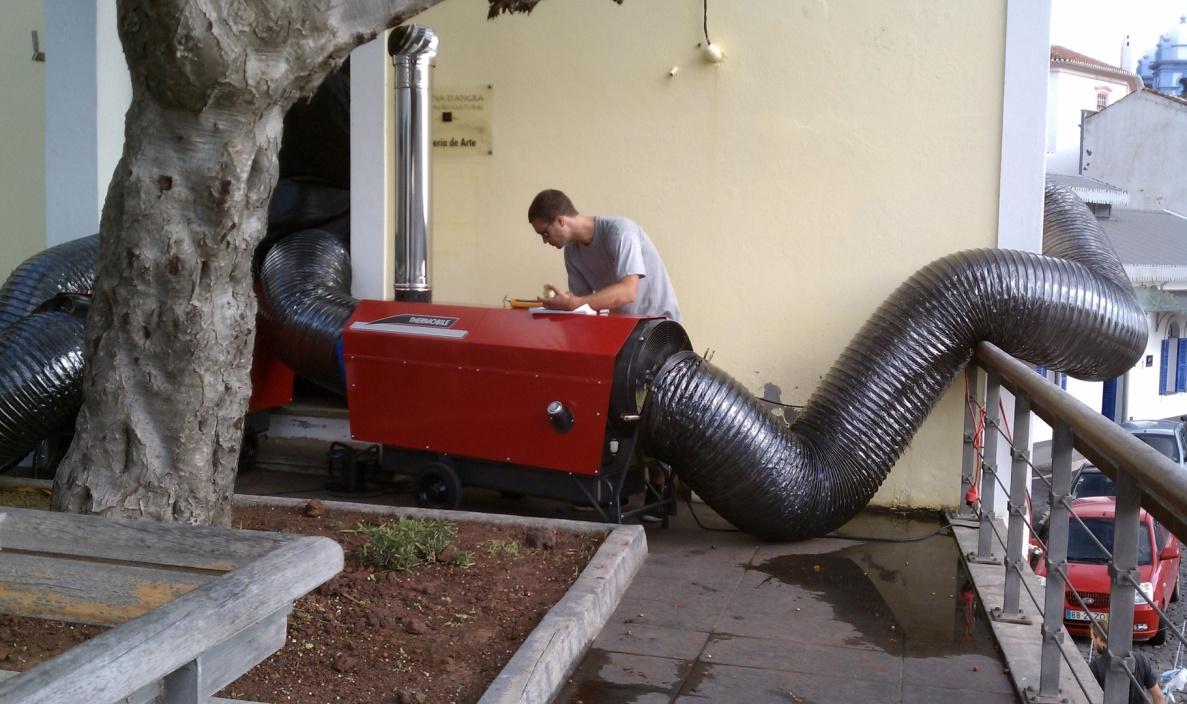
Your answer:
958,367 -> 981,520
1034,422 -> 1072,702
995,392 -> 1031,623
1103,470 -> 1140,703
973,372 -> 1001,563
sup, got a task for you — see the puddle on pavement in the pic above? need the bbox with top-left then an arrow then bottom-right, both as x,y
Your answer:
553,512 -> 1004,703
553,648 -> 692,704
745,515 -> 995,658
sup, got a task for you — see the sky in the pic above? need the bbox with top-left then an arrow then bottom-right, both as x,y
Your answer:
1049,0 -> 1187,69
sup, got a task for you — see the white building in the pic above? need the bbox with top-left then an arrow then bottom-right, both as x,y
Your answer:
1097,206 -> 1187,421
1082,89 -> 1187,213
1046,45 -> 1141,176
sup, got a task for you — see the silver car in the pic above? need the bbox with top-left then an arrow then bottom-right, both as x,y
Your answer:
1120,419 -> 1187,468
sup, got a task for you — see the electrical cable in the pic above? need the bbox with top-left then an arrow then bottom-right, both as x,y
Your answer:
683,491 -> 739,532
702,0 -> 711,46
756,397 -> 803,410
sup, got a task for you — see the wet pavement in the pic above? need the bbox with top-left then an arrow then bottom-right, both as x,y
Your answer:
552,506 -> 1018,704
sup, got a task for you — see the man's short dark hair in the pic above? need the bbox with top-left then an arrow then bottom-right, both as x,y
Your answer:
528,189 -> 578,223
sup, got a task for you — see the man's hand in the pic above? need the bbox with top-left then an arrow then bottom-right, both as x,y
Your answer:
539,284 -> 583,311
538,275 -> 640,312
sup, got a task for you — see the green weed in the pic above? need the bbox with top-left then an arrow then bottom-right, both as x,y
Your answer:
481,538 -> 523,558
346,518 -> 469,571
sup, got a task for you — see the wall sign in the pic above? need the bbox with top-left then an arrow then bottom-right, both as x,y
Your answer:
432,86 -> 492,155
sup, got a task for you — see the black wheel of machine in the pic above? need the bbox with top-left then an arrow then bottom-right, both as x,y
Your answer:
417,463 -> 463,510
237,429 -> 260,474
1173,578 -> 1181,603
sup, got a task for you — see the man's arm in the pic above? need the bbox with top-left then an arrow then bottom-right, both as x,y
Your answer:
1149,679 -> 1168,702
1139,653 -> 1167,704
1149,683 -> 1167,704
542,274 -> 639,311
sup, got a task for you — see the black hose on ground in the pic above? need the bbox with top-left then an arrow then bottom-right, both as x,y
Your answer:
642,183 -> 1146,541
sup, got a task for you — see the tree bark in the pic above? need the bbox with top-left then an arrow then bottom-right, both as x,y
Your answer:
52,0 -> 444,525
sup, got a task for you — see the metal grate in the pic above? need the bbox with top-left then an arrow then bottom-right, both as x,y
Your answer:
1069,591 -> 1110,609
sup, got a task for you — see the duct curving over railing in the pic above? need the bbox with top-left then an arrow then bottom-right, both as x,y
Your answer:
641,183 -> 1147,541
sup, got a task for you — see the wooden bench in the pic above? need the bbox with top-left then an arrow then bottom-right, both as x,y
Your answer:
0,506 -> 343,704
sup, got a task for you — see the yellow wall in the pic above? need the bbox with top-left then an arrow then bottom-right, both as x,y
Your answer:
0,0 -> 46,279
416,0 -> 1007,509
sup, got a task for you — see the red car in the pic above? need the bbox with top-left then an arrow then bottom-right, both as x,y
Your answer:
1034,496 -> 1181,643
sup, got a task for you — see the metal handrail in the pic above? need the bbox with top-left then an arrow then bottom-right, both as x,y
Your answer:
964,341 -> 1187,703
975,341 -> 1187,539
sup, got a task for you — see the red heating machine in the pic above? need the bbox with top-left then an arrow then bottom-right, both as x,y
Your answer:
340,300 -> 690,519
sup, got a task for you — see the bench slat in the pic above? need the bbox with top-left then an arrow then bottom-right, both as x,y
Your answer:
0,507 -> 293,572
0,552 -> 215,626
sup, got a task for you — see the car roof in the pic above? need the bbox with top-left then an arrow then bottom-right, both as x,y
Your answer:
1121,419 -> 1184,434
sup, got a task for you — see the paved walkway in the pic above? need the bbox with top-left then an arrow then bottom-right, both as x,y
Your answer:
553,505 -> 1020,704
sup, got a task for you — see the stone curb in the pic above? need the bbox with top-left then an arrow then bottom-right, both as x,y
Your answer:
235,494 -> 649,704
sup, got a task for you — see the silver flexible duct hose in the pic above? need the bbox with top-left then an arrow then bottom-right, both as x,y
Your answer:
0,308 -> 86,468
257,229 -> 358,392
0,235 -> 98,333
642,184 -> 1147,541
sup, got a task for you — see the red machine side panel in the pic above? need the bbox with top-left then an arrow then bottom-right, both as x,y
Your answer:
247,323 -> 294,412
343,302 -> 644,475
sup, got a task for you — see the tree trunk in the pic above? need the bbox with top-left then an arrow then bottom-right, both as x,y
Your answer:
52,0 -> 444,525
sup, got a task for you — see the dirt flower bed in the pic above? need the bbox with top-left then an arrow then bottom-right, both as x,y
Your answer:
0,493 -> 602,704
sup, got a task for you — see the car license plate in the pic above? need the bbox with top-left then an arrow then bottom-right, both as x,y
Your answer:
1065,610 -> 1092,621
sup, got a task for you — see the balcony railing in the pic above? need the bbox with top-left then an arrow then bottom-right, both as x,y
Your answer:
961,341 -> 1187,704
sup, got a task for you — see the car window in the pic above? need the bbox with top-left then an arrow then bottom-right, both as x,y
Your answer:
1071,471 -> 1115,499
1067,517 -> 1153,565
1135,433 -> 1180,463
1155,520 -> 1168,553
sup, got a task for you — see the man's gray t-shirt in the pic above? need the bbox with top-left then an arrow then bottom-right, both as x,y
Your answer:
563,216 -> 681,321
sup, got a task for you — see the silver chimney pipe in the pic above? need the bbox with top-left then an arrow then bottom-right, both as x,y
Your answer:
388,25 -> 438,302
